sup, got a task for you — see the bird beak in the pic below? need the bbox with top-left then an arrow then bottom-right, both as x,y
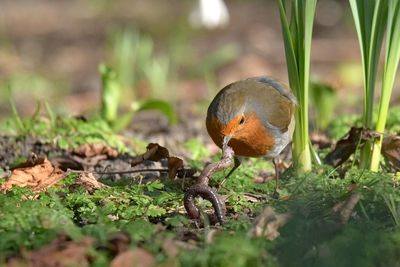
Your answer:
222,135 -> 232,149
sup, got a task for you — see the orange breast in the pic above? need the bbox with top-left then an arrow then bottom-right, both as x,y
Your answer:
206,113 -> 275,157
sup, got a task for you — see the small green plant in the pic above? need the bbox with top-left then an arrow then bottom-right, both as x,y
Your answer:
350,0 -> 387,169
99,64 -> 121,123
100,29 -> 177,132
350,0 -> 400,171
310,80 -> 337,131
7,88 -> 42,138
277,0 -> 317,172
183,138 -> 210,161
370,0 -> 400,171
107,28 -> 170,99
98,63 -> 176,132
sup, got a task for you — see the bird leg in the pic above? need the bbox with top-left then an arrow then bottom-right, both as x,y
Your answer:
184,146 -> 235,225
272,158 -> 280,199
218,156 -> 241,191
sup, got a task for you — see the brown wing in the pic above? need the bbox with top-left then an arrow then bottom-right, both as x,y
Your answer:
240,77 -> 296,132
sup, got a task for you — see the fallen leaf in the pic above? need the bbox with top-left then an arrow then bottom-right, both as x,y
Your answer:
108,232 -> 131,255
162,238 -> 179,257
168,157 -> 183,179
146,143 -> 169,161
73,142 -> 118,158
382,135 -> 400,171
131,143 -> 169,167
247,205 -> 291,241
11,153 -> 45,169
71,154 -> 107,168
1,155 -> 65,193
8,235 -> 94,267
70,172 -> 109,194
51,155 -> 84,171
325,127 -> 381,167
111,248 -> 155,267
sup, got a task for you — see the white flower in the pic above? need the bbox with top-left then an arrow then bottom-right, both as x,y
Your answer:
189,0 -> 229,29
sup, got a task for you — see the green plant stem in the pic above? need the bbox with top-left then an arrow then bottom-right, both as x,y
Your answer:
349,0 -> 387,170
278,0 -> 316,172
370,0 -> 400,171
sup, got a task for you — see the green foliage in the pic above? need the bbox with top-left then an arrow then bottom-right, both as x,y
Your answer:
310,80 -> 337,131
196,43 -> 240,93
8,92 -> 42,138
371,0 -> 400,171
183,138 -> 210,161
278,0 -> 317,172
0,189 -> 81,254
99,64 -> 121,123
349,0 -> 400,170
98,63 -> 176,132
98,29 -> 178,132
0,108 -> 129,152
179,231 -> 278,267
326,106 -> 400,140
2,143 -> 400,265
349,0 -> 387,128
131,99 -> 177,124
107,28 -> 170,98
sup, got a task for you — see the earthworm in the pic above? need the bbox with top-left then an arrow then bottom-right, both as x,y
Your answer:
184,146 -> 234,225
184,184 -> 226,225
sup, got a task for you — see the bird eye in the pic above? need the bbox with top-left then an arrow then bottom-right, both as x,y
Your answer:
239,116 -> 245,125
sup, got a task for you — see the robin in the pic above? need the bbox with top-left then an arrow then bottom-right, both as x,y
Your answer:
206,76 -> 296,194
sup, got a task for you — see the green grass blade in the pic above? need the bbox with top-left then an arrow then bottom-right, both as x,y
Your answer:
371,0 -> 400,171
365,0 -> 386,126
8,87 -> 26,135
278,0 -> 300,93
303,0 -> 316,139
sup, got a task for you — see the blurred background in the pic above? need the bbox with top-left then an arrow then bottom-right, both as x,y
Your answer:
0,0 -> 399,126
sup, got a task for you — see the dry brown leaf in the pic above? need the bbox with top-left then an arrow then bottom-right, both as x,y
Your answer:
11,153 -> 45,169
382,135 -> 400,171
51,155 -> 84,171
325,127 -> 381,167
108,232 -> 131,255
1,156 -> 65,193
168,157 -> 183,179
73,142 -> 118,158
72,172 -> 109,194
247,206 -> 291,241
111,248 -> 156,267
145,143 -> 169,161
131,143 -> 170,167
162,238 -> 180,257
8,235 -> 94,267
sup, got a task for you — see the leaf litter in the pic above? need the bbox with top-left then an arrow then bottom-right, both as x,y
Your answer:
0,153 -> 64,193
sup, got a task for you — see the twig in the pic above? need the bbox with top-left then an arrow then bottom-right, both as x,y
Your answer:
66,168 -> 195,175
